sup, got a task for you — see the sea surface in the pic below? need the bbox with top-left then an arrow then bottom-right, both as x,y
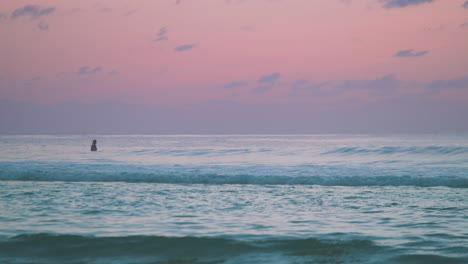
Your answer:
0,134 -> 467,264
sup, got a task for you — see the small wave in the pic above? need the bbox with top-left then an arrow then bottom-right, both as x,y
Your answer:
2,233 -> 466,264
0,169 -> 466,188
323,146 -> 468,156
131,148 -> 256,157
1,161 -> 467,188
0,233 -> 383,264
392,254 -> 467,264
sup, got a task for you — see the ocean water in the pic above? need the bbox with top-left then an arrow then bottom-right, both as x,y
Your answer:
0,134 -> 467,264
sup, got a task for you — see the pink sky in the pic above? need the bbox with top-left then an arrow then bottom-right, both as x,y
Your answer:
0,0 -> 467,107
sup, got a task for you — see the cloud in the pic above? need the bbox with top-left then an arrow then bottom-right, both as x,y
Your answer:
23,76 -> 42,86
427,76 -> 468,90
154,27 -> 168,42
10,5 -> 55,31
77,66 -> 102,75
289,80 -> 336,97
98,8 -> 113,13
0,13 -> 6,20
38,20 -> 49,31
250,72 -> 281,94
174,44 -> 196,52
223,81 -> 248,89
288,75 -> 465,98
68,8 -> 85,14
380,0 -> 434,8
93,3 -> 112,13
3,98 -> 468,134
291,79 -> 309,87
424,25 -> 444,32
11,5 -> 55,20
176,0 -> 182,5
250,85 -> 272,94
463,1 -> 468,9
423,76 -> 468,95
258,72 -> 281,84
108,70 -> 119,76
337,75 -> 401,96
461,22 -> 468,28
124,9 -> 137,16
394,49 -> 429,57
365,75 -> 401,95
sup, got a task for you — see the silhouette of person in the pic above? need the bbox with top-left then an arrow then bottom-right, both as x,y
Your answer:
91,140 -> 97,151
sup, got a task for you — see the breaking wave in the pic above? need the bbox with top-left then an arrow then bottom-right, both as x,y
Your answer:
0,162 -> 466,188
0,233 -> 384,264
1,233 -> 466,264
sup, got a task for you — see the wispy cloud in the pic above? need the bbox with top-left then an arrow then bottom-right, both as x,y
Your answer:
223,81 -> 248,89
424,25 -> 444,32
289,75 -> 465,98
0,13 -> 6,20
394,49 -> 429,57
250,85 -> 272,94
154,27 -> 168,42
23,76 -> 42,86
251,72 -> 281,94
258,72 -> 281,84
289,80 -> 335,97
176,0 -> 182,5
11,5 -> 55,20
460,22 -> 468,28
463,1 -> 468,9
174,44 -> 196,52
364,75 -> 401,96
68,8 -> 84,14
380,0 -> 434,9
93,3 -> 112,13
124,9 -> 137,16
77,66 -> 102,75
423,76 -> 468,95
335,75 -> 401,96
108,70 -> 119,76
427,76 -> 468,90
38,20 -> 49,31
10,6 -> 55,31
98,7 -> 113,13
291,79 -> 309,87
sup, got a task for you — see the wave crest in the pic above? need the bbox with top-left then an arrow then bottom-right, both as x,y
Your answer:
0,233 -> 381,262
323,146 -> 468,156
0,169 -> 466,188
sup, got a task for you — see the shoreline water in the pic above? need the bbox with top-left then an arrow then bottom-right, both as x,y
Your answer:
1,134 -> 467,263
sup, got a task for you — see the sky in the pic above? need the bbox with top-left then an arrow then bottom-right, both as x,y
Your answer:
0,0 -> 467,133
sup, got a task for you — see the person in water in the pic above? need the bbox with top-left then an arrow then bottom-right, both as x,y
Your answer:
91,140 -> 97,151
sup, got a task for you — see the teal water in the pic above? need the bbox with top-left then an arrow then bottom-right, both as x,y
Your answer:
0,134 -> 467,263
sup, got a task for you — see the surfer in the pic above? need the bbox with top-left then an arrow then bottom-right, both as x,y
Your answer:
91,139 -> 97,151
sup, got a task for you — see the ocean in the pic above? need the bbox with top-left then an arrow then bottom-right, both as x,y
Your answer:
0,134 -> 467,264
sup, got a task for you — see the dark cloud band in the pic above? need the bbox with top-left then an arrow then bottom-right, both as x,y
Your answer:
77,66 -> 102,75
11,5 -> 55,20
394,49 -> 429,57
174,44 -> 196,52
380,0 -> 434,9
